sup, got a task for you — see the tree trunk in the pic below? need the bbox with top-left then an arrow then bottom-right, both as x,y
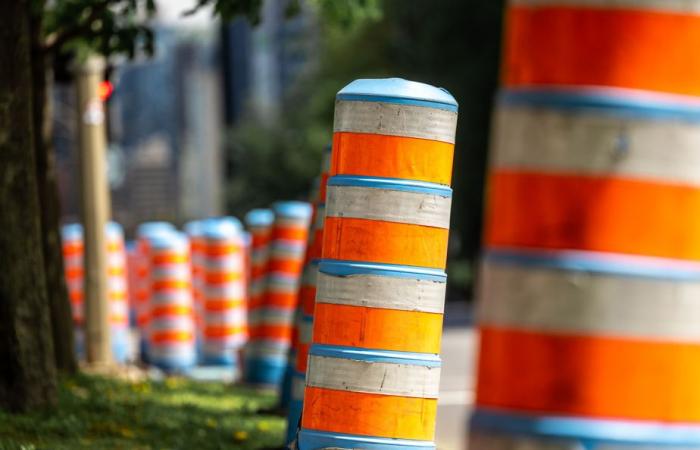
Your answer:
0,0 -> 58,412
30,4 -> 78,374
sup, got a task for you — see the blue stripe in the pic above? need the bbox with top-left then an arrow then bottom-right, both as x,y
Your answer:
320,259 -> 446,282
328,175 -> 452,197
337,93 -> 458,112
470,409 -> 700,447
299,429 -> 435,450
499,89 -> 700,122
309,344 -> 440,367
485,248 -> 700,282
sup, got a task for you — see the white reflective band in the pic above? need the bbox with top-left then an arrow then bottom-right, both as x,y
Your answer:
306,355 -> 440,398
478,261 -> 700,341
299,319 -> 314,344
326,185 -> 452,229
260,308 -> 296,325
292,375 -> 306,400
334,100 -> 457,144
251,251 -> 270,266
509,0 -> 700,13
317,272 -> 445,314
492,105 -> 700,187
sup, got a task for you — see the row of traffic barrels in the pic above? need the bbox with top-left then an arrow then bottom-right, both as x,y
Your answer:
472,0 -> 700,449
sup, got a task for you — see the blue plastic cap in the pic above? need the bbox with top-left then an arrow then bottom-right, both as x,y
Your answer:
202,217 -> 241,239
183,220 -> 203,236
245,209 -> 274,227
337,78 -> 458,111
105,221 -> 123,236
272,201 -> 313,219
137,221 -> 175,238
61,223 -> 83,240
149,230 -> 187,250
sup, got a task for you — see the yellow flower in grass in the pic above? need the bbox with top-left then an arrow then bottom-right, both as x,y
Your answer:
256,421 -> 270,432
233,430 -> 248,441
205,418 -> 218,428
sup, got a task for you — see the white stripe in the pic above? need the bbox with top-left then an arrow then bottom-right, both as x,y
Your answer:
292,374 -> 306,400
509,0 -> 700,13
334,100 -> 458,144
299,318 -> 314,344
492,105 -> 700,186
326,185 -> 452,229
317,272 -> 445,314
260,308 -> 296,325
306,354 -> 441,398
478,261 -> 700,341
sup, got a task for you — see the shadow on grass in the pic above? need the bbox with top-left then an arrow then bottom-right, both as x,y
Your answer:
0,373 -> 286,450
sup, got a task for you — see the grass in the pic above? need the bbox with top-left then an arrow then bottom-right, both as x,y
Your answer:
0,373 -> 285,450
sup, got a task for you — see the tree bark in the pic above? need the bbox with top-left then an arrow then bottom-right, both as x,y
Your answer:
30,4 -> 78,374
0,0 -> 58,411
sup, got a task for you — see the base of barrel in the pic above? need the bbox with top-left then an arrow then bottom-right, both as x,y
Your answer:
243,356 -> 287,386
286,397 -> 304,445
298,430 -> 435,450
201,353 -> 239,367
150,359 -> 195,373
279,360 -> 296,410
470,408 -> 700,449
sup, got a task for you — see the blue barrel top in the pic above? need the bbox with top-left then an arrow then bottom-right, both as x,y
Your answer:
337,78 -> 458,111
273,201 -> 313,219
245,208 -> 275,227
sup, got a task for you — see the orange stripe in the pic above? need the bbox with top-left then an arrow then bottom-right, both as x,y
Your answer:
251,266 -> 267,278
204,326 -> 247,338
107,267 -> 125,277
331,132 -> 454,185
265,292 -> 298,309
108,291 -> 127,301
65,267 -> 84,279
273,226 -> 308,241
313,303 -> 442,353
152,280 -> 190,290
485,170 -> 700,260
504,5 -> 700,96
302,387 -> 437,440
63,243 -> 83,255
203,242 -> 241,256
318,173 -> 330,204
204,299 -> 245,311
151,305 -> 193,317
257,325 -> 294,341
152,253 -> 188,264
267,259 -> 304,275
476,326 -> 700,422
151,330 -> 193,343
107,242 -> 123,252
300,285 -> 316,316
323,217 -> 449,269
70,291 -> 83,302
203,272 -> 242,283
295,343 -> 310,373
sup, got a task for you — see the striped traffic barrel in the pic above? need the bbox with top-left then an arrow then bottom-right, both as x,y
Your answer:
250,202 -> 311,388
299,78 -> 458,450
242,208 -> 275,384
471,1 -> 700,449
125,240 -> 138,327
201,217 -> 247,367
106,222 -> 129,363
183,220 -> 205,361
148,231 -> 196,372
61,223 -> 85,357
270,201 -> 312,406
287,144 -> 333,444
135,221 -> 176,362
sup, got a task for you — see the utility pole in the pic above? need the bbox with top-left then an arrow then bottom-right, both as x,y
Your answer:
75,54 -> 112,365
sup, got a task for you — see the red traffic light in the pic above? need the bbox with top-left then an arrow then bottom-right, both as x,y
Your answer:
98,80 -> 114,102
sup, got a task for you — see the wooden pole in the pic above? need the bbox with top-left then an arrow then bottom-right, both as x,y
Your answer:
75,54 -> 112,365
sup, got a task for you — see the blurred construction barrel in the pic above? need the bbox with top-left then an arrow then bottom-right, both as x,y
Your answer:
299,78 -> 458,450
106,222 -> 129,363
135,221 -> 176,362
248,202 -> 311,388
61,223 -> 85,356
270,201 -> 312,407
242,208 -> 275,384
148,231 -> 196,372
287,145 -> 333,444
471,1 -> 700,449
201,217 -> 247,367
184,220 -> 205,361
